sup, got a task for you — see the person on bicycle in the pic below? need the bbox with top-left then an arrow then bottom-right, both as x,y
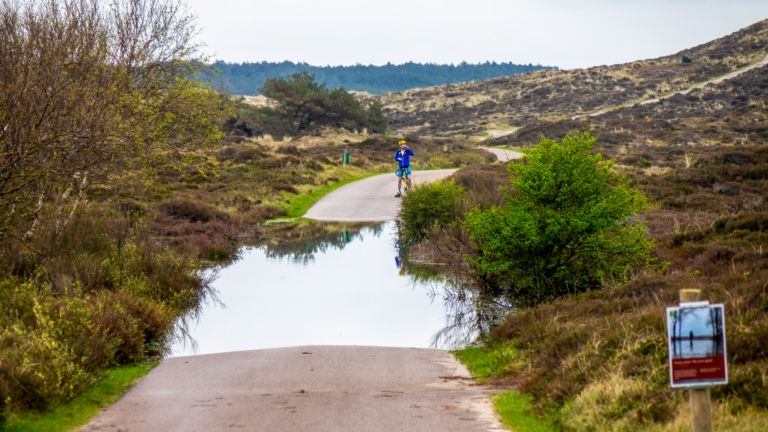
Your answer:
394,141 -> 414,197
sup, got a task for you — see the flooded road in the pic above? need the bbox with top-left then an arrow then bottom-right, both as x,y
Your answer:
173,221 -> 448,356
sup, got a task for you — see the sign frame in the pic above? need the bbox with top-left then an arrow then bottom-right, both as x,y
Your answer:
666,302 -> 728,389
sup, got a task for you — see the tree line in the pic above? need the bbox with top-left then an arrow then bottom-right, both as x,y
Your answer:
225,72 -> 389,139
213,60 -> 557,95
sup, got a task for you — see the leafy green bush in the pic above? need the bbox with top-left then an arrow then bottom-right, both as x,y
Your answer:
682,55 -> 693,63
399,179 -> 467,245
464,131 -> 654,306
428,157 -> 453,169
0,208 -> 209,416
0,278 -> 175,412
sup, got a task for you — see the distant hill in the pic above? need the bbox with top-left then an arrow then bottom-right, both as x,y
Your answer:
370,19 -> 768,138
212,61 -> 557,96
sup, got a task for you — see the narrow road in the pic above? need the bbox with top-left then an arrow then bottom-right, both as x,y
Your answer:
304,169 -> 457,221
80,148 -> 526,432
81,347 -> 503,432
304,148 -> 523,222
484,147 -> 524,163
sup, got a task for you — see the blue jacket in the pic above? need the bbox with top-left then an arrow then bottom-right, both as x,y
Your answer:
395,149 -> 414,167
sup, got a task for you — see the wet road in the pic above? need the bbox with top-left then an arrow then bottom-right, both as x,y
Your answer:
81,347 -> 503,432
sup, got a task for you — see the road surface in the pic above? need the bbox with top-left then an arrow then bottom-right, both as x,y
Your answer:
304,169 -> 457,221
484,147 -> 524,163
81,347 -> 504,432
304,148 -> 523,222
80,149 -> 528,432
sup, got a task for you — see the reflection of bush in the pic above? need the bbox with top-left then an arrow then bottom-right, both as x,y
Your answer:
257,221 -> 385,263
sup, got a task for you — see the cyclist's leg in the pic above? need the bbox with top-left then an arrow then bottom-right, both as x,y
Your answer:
406,166 -> 413,189
396,168 -> 404,196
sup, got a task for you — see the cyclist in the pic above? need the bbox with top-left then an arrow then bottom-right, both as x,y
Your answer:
394,141 -> 414,197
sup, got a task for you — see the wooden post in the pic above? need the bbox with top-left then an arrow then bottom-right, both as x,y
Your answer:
680,289 -> 714,432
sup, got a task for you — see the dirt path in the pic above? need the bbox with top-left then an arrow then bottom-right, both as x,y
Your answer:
80,347 -> 504,432
572,53 -> 768,119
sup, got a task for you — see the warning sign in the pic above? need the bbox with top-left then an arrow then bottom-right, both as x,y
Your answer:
666,303 -> 727,388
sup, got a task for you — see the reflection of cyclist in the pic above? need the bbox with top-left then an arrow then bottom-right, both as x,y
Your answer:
394,141 -> 414,198
395,240 -> 406,275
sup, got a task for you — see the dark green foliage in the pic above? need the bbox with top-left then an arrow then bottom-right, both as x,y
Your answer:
365,101 -> 389,134
258,72 -> 330,133
464,132 -> 654,306
214,60 -> 555,95
399,179 -> 467,245
255,72 -> 388,135
682,55 -> 693,63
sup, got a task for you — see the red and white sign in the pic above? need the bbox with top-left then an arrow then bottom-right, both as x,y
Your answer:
666,303 -> 727,388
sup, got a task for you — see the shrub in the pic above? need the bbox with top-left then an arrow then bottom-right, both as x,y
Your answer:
277,146 -> 300,156
232,149 -> 268,163
159,199 -> 227,223
682,55 -> 693,63
429,157 -> 453,168
464,131 -> 655,306
271,183 -> 299,194
399,179 -> 467,245
450,164 -> 507,209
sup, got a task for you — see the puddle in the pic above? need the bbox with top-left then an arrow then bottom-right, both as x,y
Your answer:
172,221 -> 449,356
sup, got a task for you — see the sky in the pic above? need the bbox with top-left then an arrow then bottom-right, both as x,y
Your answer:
187,0 -> 768,70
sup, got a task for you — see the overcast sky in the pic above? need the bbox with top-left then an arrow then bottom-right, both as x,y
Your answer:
187,0 -> 768,70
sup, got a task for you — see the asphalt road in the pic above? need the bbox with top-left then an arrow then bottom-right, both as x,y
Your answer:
81,346 -> 504,432
80,149 -> 527,432
304,148 -> 523,222
484,147 -> 524,163
304,169 -> 456,221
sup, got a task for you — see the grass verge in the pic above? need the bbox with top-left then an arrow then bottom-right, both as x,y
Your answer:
494,392 -> 555,432
452,345 -> 554,432
1,365 -> 152,432
281,172 -> 381,217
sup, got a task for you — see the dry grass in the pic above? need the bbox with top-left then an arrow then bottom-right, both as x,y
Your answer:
368,20 -> 768,139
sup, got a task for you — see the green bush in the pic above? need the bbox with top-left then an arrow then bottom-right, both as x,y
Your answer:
0,279 -> 174,412
428,157 -> 453,169
464,131 -> 654,306
399,179 -> 467,245
0,209 -> 208,416
682,55 -> 693,63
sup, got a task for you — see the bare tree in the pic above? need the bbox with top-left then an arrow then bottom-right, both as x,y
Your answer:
0,0 -> 225,243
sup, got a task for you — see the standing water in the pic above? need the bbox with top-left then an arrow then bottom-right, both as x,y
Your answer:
172,221 -> 448,356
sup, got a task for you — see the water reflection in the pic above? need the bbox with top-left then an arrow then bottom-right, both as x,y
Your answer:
173,221 -> 448,356
401,233 -> 514,348
411,270 -> 513,348
257,221 -> 385,265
